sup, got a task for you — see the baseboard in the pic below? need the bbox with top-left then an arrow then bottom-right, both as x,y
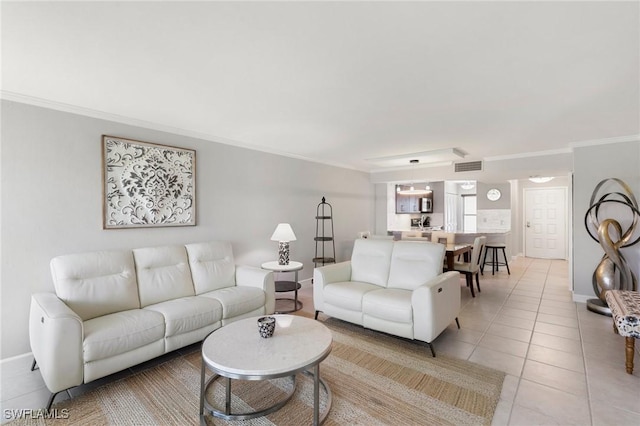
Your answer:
300,277 -> 313,288
572,293 -> 591,304
0,351 -> 32,365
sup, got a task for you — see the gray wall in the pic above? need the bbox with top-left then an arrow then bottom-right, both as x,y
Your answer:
477,181 -> 511,209
0,100 -> 374,359
430,181 -> 445,214
572,141 -> 640,301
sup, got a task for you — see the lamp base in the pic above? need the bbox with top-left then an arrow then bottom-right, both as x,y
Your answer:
278,242 -> 290,265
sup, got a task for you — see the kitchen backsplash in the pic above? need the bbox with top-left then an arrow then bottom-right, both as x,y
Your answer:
477,209 -> 511,231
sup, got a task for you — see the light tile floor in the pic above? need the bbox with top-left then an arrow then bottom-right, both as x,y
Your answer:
303,257 -> 640,426
1,257 -> 639,425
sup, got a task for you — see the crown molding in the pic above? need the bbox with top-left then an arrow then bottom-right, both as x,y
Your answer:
484,148 -> 572,162
568,134 -> 640,148
0,91 -> 364,172
483,134 -> 640,162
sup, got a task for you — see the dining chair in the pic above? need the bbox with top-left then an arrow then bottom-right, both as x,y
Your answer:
431,231 -> 455,271
452,236 -> 486,297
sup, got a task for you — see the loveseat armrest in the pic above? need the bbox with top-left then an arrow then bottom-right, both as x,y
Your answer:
313,261 -> 352,312
411,271 -> 461,343
313,261 -> 352,287
235,265 -> 275,314
29,293 -> 84,394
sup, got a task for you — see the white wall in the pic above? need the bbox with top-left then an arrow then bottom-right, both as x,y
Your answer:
0,100 -> 374,359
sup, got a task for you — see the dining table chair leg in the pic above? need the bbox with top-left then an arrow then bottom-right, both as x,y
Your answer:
466,273 -> 475,297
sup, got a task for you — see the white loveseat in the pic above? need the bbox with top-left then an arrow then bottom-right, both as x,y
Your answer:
313,239 -> 460,356
29,241 -> 275,409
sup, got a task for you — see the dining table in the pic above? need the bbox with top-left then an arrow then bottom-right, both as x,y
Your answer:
444,243 -> 472,271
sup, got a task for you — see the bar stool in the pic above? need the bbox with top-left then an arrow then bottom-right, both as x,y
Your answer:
482,243 -> 510,275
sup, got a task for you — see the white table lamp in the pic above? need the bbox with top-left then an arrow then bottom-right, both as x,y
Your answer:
271,223 -> 297,265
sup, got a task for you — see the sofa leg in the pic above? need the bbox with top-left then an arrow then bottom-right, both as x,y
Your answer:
427,342 -> 436,357
46,390 -> 64,411
31,358 -> 38,371
455,317 -> 460,329
314,310 -> 320,320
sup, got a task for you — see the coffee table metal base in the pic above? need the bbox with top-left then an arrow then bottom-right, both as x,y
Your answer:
200,365 -> 332,425
202,374 -> 296,421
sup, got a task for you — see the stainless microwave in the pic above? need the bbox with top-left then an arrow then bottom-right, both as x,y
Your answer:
420,196 -> 432,213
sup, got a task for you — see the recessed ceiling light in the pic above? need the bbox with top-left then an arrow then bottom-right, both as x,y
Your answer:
529,176 -> 554,183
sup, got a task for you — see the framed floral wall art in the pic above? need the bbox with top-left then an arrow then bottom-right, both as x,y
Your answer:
102,135 -> 196,229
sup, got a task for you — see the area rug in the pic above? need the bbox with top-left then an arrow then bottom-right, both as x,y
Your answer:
12,318 -> 504,425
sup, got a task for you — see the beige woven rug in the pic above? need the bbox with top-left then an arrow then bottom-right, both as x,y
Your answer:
13,318 -> 504,425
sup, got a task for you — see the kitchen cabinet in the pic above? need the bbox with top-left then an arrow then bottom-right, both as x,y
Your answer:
395,185 -> 433,214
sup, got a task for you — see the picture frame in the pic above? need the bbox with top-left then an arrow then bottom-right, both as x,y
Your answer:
102,135 -> 196,229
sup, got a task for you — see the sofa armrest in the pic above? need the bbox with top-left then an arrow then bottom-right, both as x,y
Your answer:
313,261 -> 352,287
235,265 -> 275,314
313,261 -> 352,312
29,293 -> 84,394
411,271 -> 461,343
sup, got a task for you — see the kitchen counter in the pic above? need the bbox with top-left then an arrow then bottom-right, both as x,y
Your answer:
388,229 -> 512,258
389,229 -> 510,237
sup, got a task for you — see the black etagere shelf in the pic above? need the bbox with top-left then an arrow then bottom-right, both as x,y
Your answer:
313,197 -> 336,268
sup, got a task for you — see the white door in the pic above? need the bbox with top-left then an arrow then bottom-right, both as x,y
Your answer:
525,188 -> 567,259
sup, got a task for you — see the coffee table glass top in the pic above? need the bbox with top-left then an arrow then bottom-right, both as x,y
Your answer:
202,315 -> 332,378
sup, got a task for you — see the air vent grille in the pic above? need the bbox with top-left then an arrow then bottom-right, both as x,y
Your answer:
454,161 -> 483,172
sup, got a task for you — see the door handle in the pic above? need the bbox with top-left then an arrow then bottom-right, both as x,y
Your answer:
526,221 -> 531,228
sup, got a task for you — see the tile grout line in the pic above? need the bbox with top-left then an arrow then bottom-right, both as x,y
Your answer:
576,294 -> 595,426
503,257 -> 539,425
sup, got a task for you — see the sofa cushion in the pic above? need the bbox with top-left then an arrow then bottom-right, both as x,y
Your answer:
185,241 -> 236,294
350,239 -> 394,287
324,281 -> 381,311
387,241 -> 444,291
83,309 -> 165,362
199,286 -> 266,319
51,250 -> 140,321
133,245 -> 195,307
363,288 -> 413,323
144,296 -> 223,338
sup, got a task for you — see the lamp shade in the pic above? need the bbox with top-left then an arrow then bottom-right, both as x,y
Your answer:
270,223 -> 297,242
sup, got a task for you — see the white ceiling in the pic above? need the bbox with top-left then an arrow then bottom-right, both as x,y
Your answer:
2,1 -> 639,173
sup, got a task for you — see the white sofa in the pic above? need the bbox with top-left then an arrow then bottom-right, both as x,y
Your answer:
29,241 -> 275,409
313,239 -> 460,356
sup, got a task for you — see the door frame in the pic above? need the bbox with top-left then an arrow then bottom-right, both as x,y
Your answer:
523,186 -> 569,260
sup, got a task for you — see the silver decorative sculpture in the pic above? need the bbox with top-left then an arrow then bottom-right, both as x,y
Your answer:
584,178 -> 640,315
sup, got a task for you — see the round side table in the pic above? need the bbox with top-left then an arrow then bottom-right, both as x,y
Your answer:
261,261 -> 303,313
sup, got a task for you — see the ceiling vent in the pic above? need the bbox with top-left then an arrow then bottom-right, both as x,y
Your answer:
454,161 -> 483,173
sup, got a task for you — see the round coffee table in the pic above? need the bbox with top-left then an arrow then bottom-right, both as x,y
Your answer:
199,315 -> 333,425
